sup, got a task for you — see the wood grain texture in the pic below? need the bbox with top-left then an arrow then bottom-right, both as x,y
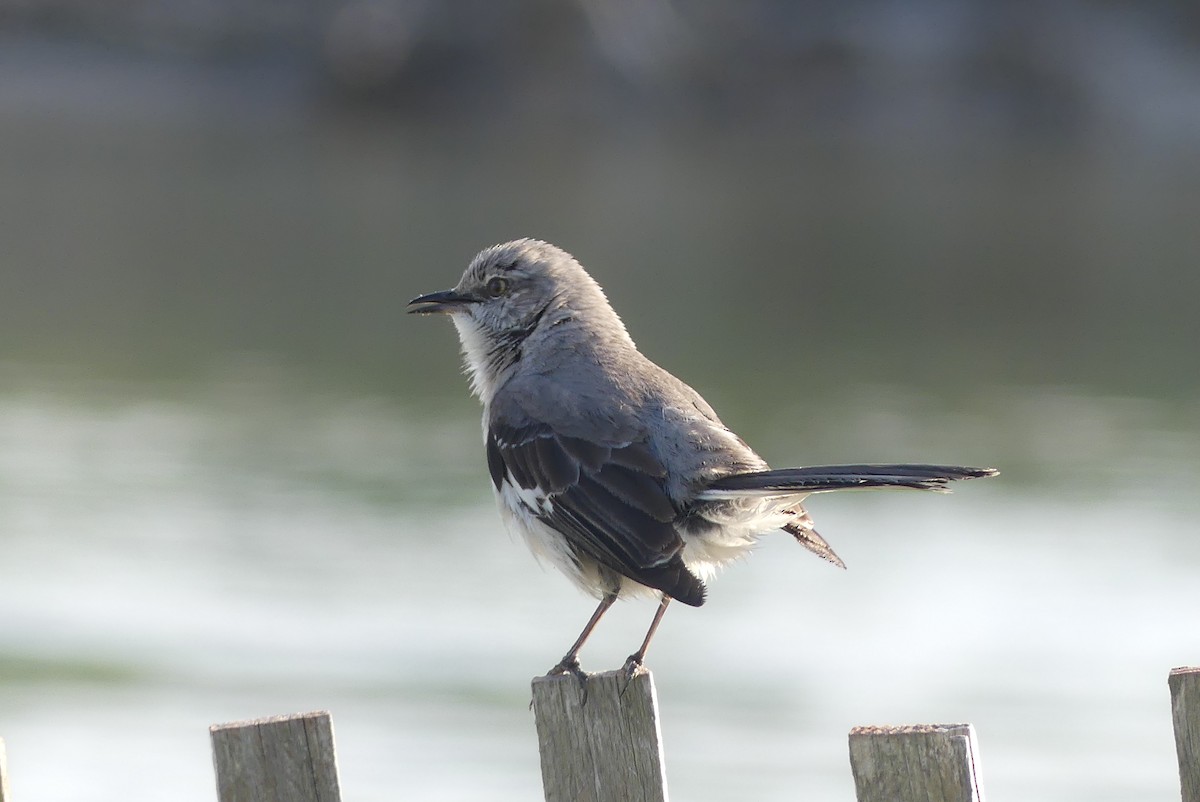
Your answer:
210,711 -> 341,802
848,723 -> 985,802
531,669 -> 668,802
1171,666 -> 1200,802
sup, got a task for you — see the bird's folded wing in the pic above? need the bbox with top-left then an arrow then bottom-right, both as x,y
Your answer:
487,416 -> 705,605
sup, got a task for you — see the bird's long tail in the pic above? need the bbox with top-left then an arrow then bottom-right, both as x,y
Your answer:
699,464 -> 998,498
697,464 -> 996,571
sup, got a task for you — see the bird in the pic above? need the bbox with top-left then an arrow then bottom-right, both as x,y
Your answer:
408,238 -> 996,679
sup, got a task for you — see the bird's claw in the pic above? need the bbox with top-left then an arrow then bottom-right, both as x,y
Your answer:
547,657 -> 590,697
547,657 -> 588,681
622,654 -> 646,680
547,656 -> 583,678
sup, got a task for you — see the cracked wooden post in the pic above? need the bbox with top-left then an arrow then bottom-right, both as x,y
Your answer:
531,669 -> 668,802
1170,666 -> 1200,802
210,711 -> 341,802
848,723 -> 986,802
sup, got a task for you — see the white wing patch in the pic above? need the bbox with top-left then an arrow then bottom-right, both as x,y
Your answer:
495,477 -> 607,594
500,477 -> 554,516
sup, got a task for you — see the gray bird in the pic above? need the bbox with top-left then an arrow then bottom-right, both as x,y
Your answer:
409,238 -> 996,678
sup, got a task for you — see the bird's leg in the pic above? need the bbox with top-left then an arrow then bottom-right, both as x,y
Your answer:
547,593 -> 617,681
623,595 -> 672,677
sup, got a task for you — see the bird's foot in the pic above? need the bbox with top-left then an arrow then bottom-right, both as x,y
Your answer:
547,656 -> 589,688
622,653 -> 647,681
547,655 -> 583,678
546,656 -> 591,703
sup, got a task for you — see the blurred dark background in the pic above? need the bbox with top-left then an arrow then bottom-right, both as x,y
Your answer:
3,0 -> 1198,400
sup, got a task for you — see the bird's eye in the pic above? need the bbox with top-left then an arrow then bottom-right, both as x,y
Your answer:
485,277 -> 510,298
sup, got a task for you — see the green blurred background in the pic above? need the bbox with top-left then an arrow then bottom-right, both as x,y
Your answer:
1,2 -> 1198,800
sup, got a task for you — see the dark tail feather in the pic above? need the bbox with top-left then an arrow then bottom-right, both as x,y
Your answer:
701,464 -> 998,496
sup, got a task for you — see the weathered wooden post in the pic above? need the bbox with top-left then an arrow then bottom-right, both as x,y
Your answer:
1170,666 -> 1200,802
531,668 -> 669,802
210,711 -> 341,802
0,736 -> 10,802
848,723 -> 986,802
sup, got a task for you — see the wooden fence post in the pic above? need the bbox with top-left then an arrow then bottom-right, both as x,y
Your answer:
1170,666 -> 1200,802
531,669 -> 668,802
209,711 -> 341,802
0,736 -> 10,802
848,723 -> 985,802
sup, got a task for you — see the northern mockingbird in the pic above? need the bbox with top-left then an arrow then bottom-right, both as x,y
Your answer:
409,238 -> 996,678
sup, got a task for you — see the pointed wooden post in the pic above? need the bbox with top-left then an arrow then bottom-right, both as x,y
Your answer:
210,711 -> 341,802
848,723 -> 986,802
1170,666 -> 1200,802
531,669 -> 668,802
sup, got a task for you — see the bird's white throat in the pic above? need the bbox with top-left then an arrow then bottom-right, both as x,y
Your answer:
451,313 -> 503,404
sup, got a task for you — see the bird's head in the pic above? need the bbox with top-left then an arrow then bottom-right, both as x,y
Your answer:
408,238 -> 631,399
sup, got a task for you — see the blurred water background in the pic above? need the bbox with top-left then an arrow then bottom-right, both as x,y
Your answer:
2,1 -> 1199,800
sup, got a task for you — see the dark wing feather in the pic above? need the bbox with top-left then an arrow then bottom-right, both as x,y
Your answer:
549,475 -> 664,566
606,441 -> 669,477
533,435 -> 579,491
488,419 -> 706,606
557,435 -> 610,473
591,462 -> 678,521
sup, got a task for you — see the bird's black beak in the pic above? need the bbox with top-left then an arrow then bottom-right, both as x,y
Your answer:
407,289 -> 476,315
